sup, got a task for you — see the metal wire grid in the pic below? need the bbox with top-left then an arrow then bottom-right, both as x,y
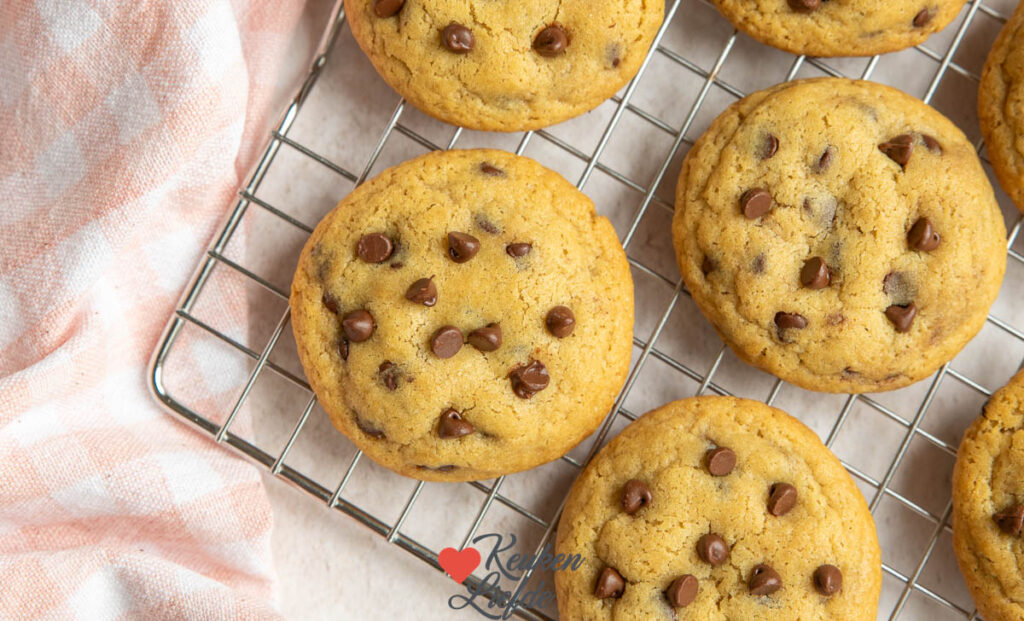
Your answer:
146,0 -> 1023,618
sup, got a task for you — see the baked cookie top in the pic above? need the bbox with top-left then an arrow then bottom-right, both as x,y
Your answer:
979,1 -> 1024,213
711,0 -> 966,57
343,0 -> 663,131
672,78 -> 1006,393
290,149 -> 634,482
554,397 -> 882,620
953,369 -> 1024,621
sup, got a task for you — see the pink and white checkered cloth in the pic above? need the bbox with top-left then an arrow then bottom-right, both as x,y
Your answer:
0,1 -> 310,617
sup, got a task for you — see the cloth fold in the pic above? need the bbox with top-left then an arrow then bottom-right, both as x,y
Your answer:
1,0 -> 310,617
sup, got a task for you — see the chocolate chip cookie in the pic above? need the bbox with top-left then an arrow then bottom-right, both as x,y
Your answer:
953,369 -> 1024,620
711,0 -> 966,57
979,0 -> 1024,213
672,78 -> 1006,393
343,0 -> 664,131
290,149 -> 634,481
555,397 -> 882,619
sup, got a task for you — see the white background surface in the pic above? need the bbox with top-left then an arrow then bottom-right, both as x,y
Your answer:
165,0 -> 1024,618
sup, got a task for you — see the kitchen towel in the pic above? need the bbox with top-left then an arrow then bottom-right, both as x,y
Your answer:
0,1 -> 309,617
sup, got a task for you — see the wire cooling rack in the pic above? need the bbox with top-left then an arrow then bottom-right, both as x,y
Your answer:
149,0 -> 1024,618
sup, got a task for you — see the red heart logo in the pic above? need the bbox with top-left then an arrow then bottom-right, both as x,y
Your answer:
439,547 -> 481,584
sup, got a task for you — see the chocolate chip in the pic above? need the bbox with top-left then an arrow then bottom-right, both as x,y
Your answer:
882,273 -> 901,295
752,254 -> 766,274
908,217 -> 940,251
883,271 -> 914,304
666,575 -> 698,608
697,534 -> 729,566
922,134 -> 943,154
706,447 -> 736,476
621,479 -> 652,515
507,243 -> 532,257
430,325 -> 463,358
813,565 -> 842,596
476,215 -> 499,234
342,309 -> 374,342
315,253 -> 332,283
814,146 -> 836,173
701,256 -> 715,275
775,312 -> 808,331
885,303 -> 917,333
481,163 -> 504,176
447,232 -> 480,263
355,414 -> 385,439
338,338 -> 349,361
534,24 -> 569,57
767,483 -> 798,516
803,199 -> 817,220
438,408 -> 474,439
546,306 -> 576,338
800,257 -> 831,289
788,0 -> 821,12
761,134 -> 779,159
373,0 -> 404,17
879,134 -> 914,168
356,233 -> 394,263
509,360 -> 549,399
827,312 -> 846,326
379,361 -> 398,391
741,188 -> 773,219
405,277 -> 438,306
748,564 -> 782,596
467,323 -> 502,352
322,293 -> 340,314
913,7 -> 933,27
594,567 -> 625,599
442,23 -> 474,53
994,505 -> 1024,535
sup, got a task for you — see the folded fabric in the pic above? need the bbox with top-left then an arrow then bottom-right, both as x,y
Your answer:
0,1 -> 308,617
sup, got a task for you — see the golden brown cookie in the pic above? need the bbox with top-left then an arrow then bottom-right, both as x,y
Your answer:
953,369 -> 1024,620
555,397 -> 882,619
711,0 -> 966,57
290,149 -> 634,481
979,1 -> 1024,213
672,78 -> 1006,393
343,0 -> 663,131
